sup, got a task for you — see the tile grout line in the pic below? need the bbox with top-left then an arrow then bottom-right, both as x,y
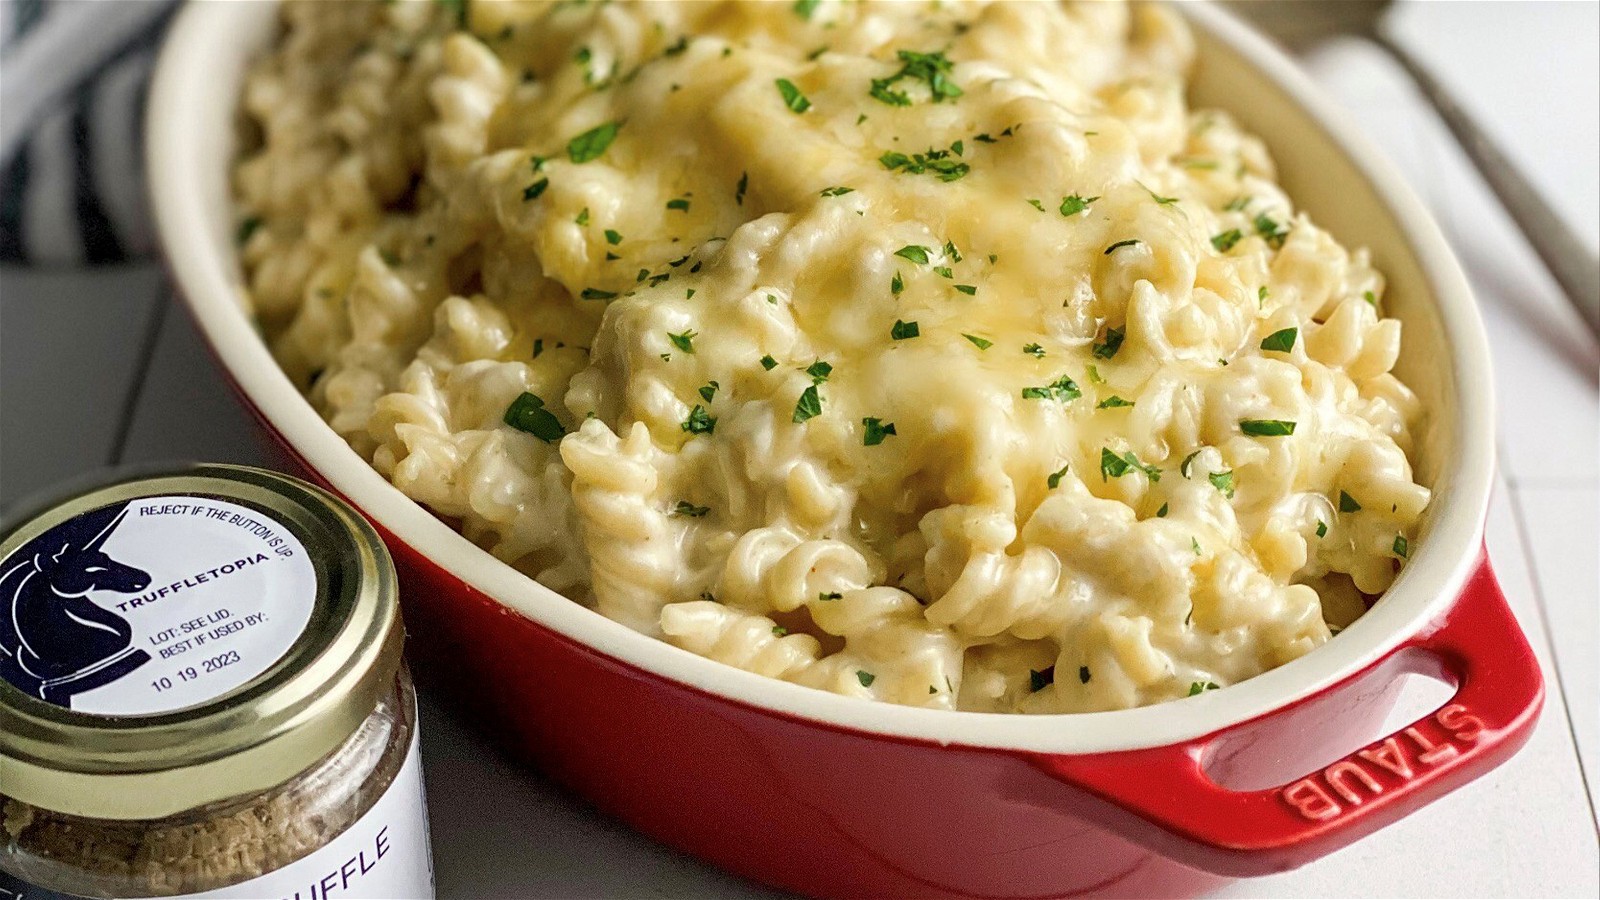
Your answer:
108,293 -> 170,466
1503,478 -> 1600,837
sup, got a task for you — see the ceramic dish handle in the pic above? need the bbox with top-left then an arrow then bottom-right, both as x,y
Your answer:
1032,549 -> 1543,877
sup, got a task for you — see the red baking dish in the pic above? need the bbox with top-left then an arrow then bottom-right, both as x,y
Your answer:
145,3 -> 1543,897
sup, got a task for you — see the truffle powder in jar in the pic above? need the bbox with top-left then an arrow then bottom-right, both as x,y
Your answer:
0,465 -> 434,899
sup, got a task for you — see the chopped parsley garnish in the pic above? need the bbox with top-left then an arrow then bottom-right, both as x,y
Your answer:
1192,537 -> 1203,555
793,385 -> 823,422
503,393 -> 566,442
1210,229 -> 1243,253
532,338 -> 545,358
736,171 -> 749,205
1100,447 -> 1160,482
1026,198 -> 1045,212
1092,326 -> 1125,359
793,0 -> 821,19
1059,194 -> 1098,216
1339,490 -> 1362,512
879,145 -> 969,181
1047,464 -> 1070,489
1097,396 -> 1134,409
890,319 -> 920,340
523,178 -> 549,201
699,381 -> 719,403
863,417 -> 897,445
1208,470 -> 1235,498
894,244 -> 931,264
856,670 -> 876,688
1260,327 -> 1297,352
1104,239 -> 1141,255
820,185 -> 855,197
1188,681 -> 1220,696
666,197 -> 691,212
868,49 -> 963,107
760,354 -> 779,370
1253,212 -> 1288,248
1021,375 -> 1081,402
671,501 -> 710,518
963,333 -> 993,350
668,329 -> 697,353
1023,343 -> 1046,358
567,121 -> 620,163
934,266 -> 953,279
1259,286 -> 1270,304
237,216 -> 263,244
1079,665 -> 1092,684
664,35 -> 689,56
1240,418 -> 1296,436
819,591 -> 842,601
805,360 -> 833,383
580,287 -> 618,300
1180,450 -> 1203,478
1393,534 -> 1409,559
954,284 -> 977,295
891,272 -> 904,295
776,78 -> 812,113
604,229 -> 623,245
1086,364 -> 1105,384
439,0 -> 468,28
1364,290 -> 1379,308
943,240 -> 962,262
1029,666 -> 1055,692
1156,502 -> 1169,518
1145,186 -> 1180,205
575,207 -> 590,226
682,404 -> 716,435
1315,520 -> 1328,538
773,625 -> 789,637
1224,195 -> 1251,212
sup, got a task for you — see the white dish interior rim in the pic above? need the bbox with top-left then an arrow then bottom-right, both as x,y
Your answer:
146,0 -> 1494,756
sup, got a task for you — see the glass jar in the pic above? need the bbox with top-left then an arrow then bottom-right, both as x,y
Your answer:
0,465 -> 434,899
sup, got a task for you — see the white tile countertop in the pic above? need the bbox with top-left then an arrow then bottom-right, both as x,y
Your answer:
1,2 -> 1595,897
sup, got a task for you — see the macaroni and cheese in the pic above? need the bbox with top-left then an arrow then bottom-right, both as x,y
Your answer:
235,0 -> 1429,713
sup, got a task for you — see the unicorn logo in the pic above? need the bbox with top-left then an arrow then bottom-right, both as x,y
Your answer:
0,502 -> 153,707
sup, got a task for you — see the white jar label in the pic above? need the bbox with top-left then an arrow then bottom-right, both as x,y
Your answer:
0,495 -> 316,715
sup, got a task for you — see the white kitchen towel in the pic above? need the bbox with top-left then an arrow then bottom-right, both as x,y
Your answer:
0,0 -> 178,266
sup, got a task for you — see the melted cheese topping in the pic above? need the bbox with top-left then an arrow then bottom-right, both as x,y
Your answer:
237,0 -> 1428,713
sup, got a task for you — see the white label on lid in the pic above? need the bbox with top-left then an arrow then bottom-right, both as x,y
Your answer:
0,495 -> 316,715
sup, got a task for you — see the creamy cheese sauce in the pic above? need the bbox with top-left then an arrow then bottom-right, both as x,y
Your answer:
237,0 -> 1428,713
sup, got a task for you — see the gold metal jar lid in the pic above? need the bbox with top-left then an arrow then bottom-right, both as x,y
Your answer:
0,464 -> 401,820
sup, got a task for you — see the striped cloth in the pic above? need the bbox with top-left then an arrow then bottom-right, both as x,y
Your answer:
0,0 -> 179,266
